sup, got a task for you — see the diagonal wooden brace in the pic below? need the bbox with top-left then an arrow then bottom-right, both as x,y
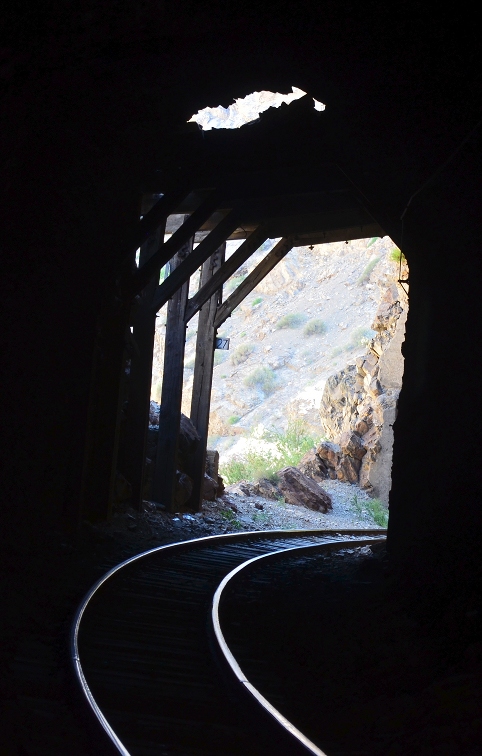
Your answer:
150,209 -> 241,314
214,236 -> 294,329
183,225 -> 270,323
125,191 -> 221,300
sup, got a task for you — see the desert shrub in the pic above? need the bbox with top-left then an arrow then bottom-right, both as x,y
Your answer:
219,419 -> 315,485
390,247 -> 407,264
214,351 -> 227,366
251,296 -> 263,307
231,342 -> 255,365
275,312 -> 307,329
357,256 -> 381,284
184,358 -> 195,371
228,415 -> 240,425
224,273 -> 247,294
351,495 -> 389,527
349,326 -> 375,349
264,419 -> 315,468
244,366 -> 277,395
220,450 -> 279,485
331,346 -> 343,357
303,318 -> 326,337
367,498 -> 389,527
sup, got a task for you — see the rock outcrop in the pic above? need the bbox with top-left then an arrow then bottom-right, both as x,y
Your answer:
319,282 -> 408,501
276,467 -> 332,512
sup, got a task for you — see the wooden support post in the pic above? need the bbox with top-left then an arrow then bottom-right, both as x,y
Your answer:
152,232 -> 193,510
119,220 -> 166,510
188,243 -> 226,510
80,289 -> 133,523
214,237 -> 294,329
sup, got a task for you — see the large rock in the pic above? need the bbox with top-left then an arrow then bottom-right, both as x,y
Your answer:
298,449 -> 328,481
337,455 -> 361,484
277,467 -> 332,512
316,441 -> 341,469
174,471 -> 193,509
339,431 -> 366,460
202,473 -> 219,502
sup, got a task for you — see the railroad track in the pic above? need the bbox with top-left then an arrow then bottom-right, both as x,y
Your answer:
72,529 -> 386,756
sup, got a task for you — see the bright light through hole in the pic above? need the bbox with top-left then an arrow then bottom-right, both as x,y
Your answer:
189,87 -> 325,131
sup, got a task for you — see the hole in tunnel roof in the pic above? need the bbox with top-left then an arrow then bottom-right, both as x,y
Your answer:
189,87 -> 325,131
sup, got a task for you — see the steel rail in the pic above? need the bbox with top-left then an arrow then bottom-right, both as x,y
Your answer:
71,528 -> 386,755
212,538 -> 385,756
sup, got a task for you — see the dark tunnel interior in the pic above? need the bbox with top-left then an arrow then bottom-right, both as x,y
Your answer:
1,2 -> 482,753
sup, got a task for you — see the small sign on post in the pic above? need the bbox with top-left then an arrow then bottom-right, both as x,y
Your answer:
215,337 -> 230,350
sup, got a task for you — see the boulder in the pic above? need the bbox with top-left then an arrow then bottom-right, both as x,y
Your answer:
202,473 -> 219,502
337,456 -> 361,484
298,449 -> 328,481
254,478 -> 280,500
277,467 -> 332,512
178,413 -> 201,461
316,441 -> 341,469
174,471 -> 193,508
339,431 -> 366,460
216,475 -> 225,497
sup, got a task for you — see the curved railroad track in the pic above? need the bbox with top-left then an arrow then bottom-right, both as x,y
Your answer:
72,529 -> 386,756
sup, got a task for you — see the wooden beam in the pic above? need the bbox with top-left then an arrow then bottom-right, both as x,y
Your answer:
150,209 -> 241,314
187,244 -> 226,510
151,234 -> 192,510
184,225 -> 269,323
119,221 -> 166,510
126,191 -> 221,299
214,237 -> 294,329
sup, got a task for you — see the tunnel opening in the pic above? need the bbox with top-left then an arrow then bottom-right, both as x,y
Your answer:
146,225 -> 408,531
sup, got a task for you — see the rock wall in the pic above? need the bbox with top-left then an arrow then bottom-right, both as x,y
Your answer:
319,280 -> 408,501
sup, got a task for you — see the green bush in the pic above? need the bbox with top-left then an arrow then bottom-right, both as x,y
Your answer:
303,318 -> 327,337
228,415 -> 240,425
351,495 -> 389,527
264,419 -> 315,467
220,450 -> 280,485
390,247 -> 407,264
349,326 -> 375,349
219,419 -> 315,485
357,256 -> 381,284
367,498 -> 389,527
275,313 -> 307,329
251,297 -> 263,307
214,351 -> 226,366
184,358 -> 195,371
231,342 -> 255,366
224,273 -> 247,294
244,366 -> 277,395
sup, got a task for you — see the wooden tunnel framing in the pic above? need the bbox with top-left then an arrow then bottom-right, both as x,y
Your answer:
82,163 -> 385,521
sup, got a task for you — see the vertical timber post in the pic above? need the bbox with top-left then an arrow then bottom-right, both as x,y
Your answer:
80,270 -> 134,523
152,231 -> 192,510
120,217 -> 166,510
188,243 -> 226,510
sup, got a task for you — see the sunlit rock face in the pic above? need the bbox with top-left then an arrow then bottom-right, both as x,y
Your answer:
188,87 -> 324,130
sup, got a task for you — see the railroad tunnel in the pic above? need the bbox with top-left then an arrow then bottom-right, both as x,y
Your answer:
2,2 -> 482,754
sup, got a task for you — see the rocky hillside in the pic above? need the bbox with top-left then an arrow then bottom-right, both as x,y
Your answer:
151,236 -> 408,501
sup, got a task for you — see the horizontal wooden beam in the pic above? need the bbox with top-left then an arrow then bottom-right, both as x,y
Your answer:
150,210 -> 242,314
184,225 -> 270,323
125,191 -> 221,300
290,222 -> 385,246
214,237 -> 294,329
